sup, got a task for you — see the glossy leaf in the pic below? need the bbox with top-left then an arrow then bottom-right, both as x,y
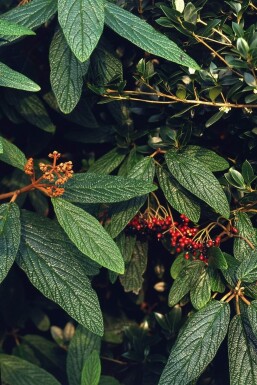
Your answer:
58,0 -> 105,62
0,354 -> 61,385
119,240 -> 148,294
182,145 -> 229,172
157,166 -> 200,222
67,325 -> 101,385
49,28 -> 89,114
52,198 -> 124,273
0,62 -> 40,92
237,251 -> 257,283
159,301 -> 230,385
0,19 -> 35,36
0,203 -> 20,283
205,110 -> 225,128
63,172 -> 156,203
228,314 -> 257,385
0,136 -> 27,170
104,3 -> 199,69
233,212 -> 257,261
165,150 -> 230,218
17,211 -> 104,336
81,350 -> 101,385
242,160 -> 255,185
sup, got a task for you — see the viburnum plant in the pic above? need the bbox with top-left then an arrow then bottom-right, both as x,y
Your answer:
1,0 -> 257,385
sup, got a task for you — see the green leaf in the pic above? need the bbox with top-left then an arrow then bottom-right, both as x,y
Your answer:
116,232 -> 136,264
233,212 -> 257,261
221,253 -> 240,286
237,251 -> 257,283
58,0 -> 105,62
0,0 -> 57,46
17,211 -> 104,336
205,110 -> 225,128
0,203 -> 20,283
63,172 -> 156,203
209,86 -> 222,101
67,325 -> 101,385
157,166 -> 200,223
190,268 -> 211,309
158,301 -> 230,385
81,350 -> 101,385
49,27 -> 89,114
0,19 -> 35,36
165,150 -> 230,218
168,261 -> 204,307
90,46 -> 123,86
237,37 -> 249,59
0,137 -> 3,154
208,268 -> 225,293
89,148 -> 126,175
119,240 -> 148,294
170,253 -> 190,279
0,62 -> 40,92
208,247 -> 228,270
247,300 -> 257,337
52,198 -> 124,273
105,156 -> 155,238
104,3 -> 199,69
0,354 -> 61,385
182,145 -> 229,172
228,314 -> 257,385
242,160 -> 255,185
0,136 -> 26,170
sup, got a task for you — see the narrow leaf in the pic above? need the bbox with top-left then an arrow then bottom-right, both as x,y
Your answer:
49,27 -> 89,114
0,19 -> 35,36
52,198 -> 124,273
165,150 -> 230,218
0,136 -> 26,170
0,203 -> 20,283
81,350 -> 101,385
0,62 -> 40,91
58,0 -> 105,62
104,3 -> 199,69
159,301 -> 230,385
233,212 -> 257,261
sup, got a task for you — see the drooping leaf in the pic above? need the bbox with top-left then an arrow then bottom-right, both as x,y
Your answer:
0,136 -> 27,170
0,0 -> 57,46
182,145 -> 229,172
158,301 -> 230,385
0,62 -> 40,92
81,350 -> 101,385
67,325 -> 101,385
165,150 -> 230,218
233,212 -> 257,261
16,211 -> 104,336
190,268 -> 211,309
52,198 -> 124,273
221,252 -> 240,287
0,203 -> 20,283
242,160 -> 255,185
157,166 -> 200,223
237,251 -> 257,283
89,46 -> 123,86
208,247 -> 228,270
104,3 -> 199,69
58,0 -> 105,62
63,172 -> 156,203
89,148 -> 126,175
105,156 -> 155,238
0,354 -> 61,385
228,314 -> 257,385
49,28 -> 89,114
119,240 -> 148,294
0,19 -> 35,36
208,268 -> 225,293
170,253 -> 190,280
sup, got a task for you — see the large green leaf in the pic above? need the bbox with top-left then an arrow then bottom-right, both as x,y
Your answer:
0,203 -> 20,283
157,166 -> 200,223
58,0 -> 105,62
119,240 -> 148,294
52,198 -> 124,274
228,314 -> 257,385
105,156 -> 155,238
89,148 -> 126,175
0,354 -> 61,385
89,46 -> 123,86
158,301 -> 230,385
63,172 -> 156,203
49,28 -> 89,114
16,211 -> 104,336
236,251 -> 257,283
81,350 -> 101,385
190,268 -> 211,310
247,301 -> 257,337
67,325 -> 101,385
165,150 -> 230,218
0,136 -> 27,170
0,19 -> 35,36
104,3 -> 199,69
0,0 -> 57,46
182,146 -> 229,172
233,212 -> 257,261
0,62 -> 40,92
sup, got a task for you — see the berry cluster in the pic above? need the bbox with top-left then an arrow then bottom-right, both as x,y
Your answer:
127,214 -> 173,240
